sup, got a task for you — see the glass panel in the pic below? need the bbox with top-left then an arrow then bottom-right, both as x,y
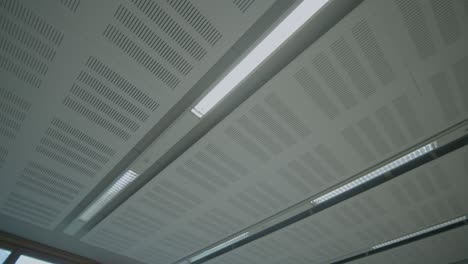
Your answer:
15,255 -> 56,264
0,248 -> 11,264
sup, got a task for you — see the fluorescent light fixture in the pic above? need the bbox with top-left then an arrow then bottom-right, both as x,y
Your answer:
191,0 -> 328,118
79,170 -> 139,222
311,141 -> 438,205
372,215 -> 467,249
189,232 -> 250,262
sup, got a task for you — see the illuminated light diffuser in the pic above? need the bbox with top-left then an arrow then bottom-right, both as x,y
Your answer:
311,141 -> 438,205
189,232 -> 250,262
79,170 -> 139,222
372,216 -> 467,249
0,249 -> 11,263
191,0 -> 328,118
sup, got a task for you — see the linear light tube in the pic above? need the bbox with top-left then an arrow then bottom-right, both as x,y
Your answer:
191,0 -> 328,118
311,142 -> 438,205
189,232 -> 250,262
372,216 -> 467,249
79,170 -> 139,222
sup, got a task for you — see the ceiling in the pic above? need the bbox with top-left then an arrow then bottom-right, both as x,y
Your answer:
0,0 -> 467,264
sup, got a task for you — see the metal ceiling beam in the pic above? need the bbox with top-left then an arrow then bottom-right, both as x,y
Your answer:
58,0 -> 299,235
188,125 -> 468,264
66,0 -> 365,238
332,218 -> 468,264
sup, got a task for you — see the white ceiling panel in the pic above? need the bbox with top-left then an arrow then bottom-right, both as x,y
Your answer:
82,0 -> 468,263
379,0 -> 468,126
205,144 -> 468,264
0,0 -> 277,230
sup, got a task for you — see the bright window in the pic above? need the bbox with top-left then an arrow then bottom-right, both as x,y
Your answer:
0,248 -> 11,264
15,255 -> 56,264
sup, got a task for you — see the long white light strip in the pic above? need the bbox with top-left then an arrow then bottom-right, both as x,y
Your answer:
372,216 -> 467,249
311,141 -> 438,205
191,0 -> 328,118
189,232 -> 250,262
79,170 -> 139,222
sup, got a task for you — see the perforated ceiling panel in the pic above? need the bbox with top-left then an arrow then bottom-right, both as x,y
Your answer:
82,0 -> 468,263
0,0 -> 278,231
205,145 -> 468,264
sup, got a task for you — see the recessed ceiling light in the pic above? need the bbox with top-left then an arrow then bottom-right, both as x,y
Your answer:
311,142 -> 438,205
372,215 -> 467,249
189,232 -> 250,262
191,0 -> 328,118
79,170 -> 139,222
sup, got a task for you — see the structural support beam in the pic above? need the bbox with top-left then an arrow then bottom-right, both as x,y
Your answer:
189,130 -> 468,264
